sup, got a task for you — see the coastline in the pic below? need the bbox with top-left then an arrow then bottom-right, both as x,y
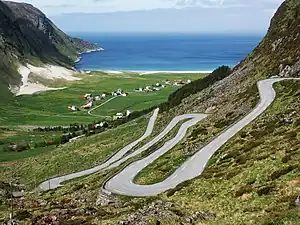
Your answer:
136,70 -> 212,75
82,47 -> 105,54
75,47 -> 105,64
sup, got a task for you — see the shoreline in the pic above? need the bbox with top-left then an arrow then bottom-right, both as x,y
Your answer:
74,47 -> 213,75
75,47 -> 105,64
81,47 -> 104,54
135,70 -> 212,75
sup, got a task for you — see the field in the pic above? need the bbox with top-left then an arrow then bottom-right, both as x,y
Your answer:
0,71 -> 205,126
0,129 -> 62,162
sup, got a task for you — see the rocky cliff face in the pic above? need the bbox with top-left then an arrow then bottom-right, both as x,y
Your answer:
234,0 -> 300,78
4,1 -> 98,58
0,1 -> 98,97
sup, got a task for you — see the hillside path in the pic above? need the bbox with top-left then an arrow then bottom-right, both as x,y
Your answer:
87,96 -> 118,118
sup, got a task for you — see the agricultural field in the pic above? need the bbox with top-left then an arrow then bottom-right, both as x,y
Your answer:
0,71 -> 206,126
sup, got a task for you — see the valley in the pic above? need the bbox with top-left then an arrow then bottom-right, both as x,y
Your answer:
0,71 -> 205,126
1,0 -> 300,224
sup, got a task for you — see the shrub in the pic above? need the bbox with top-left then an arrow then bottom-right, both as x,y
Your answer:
294,118 -> 300,127
235,185 -> 254,197
257,185 -> 274,196
285,130 -> 297,138
15,210 -> 32,220
242,140 -> 264,153
6,142 -> 29,152
282,154 -> 292,163
235,155 -> 248,165
214,119 -> 232,129
166,180 -> 193,197
269,165 -> 298,181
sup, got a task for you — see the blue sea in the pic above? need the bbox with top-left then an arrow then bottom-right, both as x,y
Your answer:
73,33 -> 263,71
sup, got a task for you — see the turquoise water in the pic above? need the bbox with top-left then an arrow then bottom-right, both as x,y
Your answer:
73,33 -> 263,71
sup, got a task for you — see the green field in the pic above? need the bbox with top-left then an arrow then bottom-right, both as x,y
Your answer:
0,71 -> 205,126
0,129 -> 62,162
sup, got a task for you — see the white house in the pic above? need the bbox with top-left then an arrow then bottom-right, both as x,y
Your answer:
94,96 -> 101,101
82,101 -> 93,109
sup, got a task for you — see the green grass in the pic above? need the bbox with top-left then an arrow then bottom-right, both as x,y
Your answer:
0,130 -> 62,162
134,119 -> 191,185
0,71 -> 205,126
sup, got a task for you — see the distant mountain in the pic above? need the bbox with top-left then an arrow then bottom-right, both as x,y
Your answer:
0,1 -> 98,98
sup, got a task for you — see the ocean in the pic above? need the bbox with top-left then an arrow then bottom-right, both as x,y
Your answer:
73,33 -> 263,72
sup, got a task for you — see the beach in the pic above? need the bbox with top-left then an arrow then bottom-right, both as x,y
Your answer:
16,64 -> 79,96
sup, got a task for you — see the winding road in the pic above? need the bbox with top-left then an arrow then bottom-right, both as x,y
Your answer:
38,108 -> 159,190
35,78 -> 299,197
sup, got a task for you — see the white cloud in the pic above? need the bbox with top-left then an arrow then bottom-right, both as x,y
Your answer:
11,0 -> 173,15
11,0 -> 284,16
10,0 -> 285,33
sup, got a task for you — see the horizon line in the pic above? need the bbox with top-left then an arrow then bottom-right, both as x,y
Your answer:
67,31 -> 265,36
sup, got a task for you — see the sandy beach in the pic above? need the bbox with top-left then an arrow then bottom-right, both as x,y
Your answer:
16,64 -> 79,96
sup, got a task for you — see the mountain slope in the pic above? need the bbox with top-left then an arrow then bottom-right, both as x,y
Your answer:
0,1 -> 98,99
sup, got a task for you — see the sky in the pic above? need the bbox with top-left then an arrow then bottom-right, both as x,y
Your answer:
11,0 -> 285,33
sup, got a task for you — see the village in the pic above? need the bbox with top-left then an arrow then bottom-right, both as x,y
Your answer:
135,79 -> 192,93
67,79 -> 192,120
